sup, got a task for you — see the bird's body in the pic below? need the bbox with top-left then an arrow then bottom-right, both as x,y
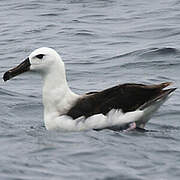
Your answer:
3,47 -> 176,131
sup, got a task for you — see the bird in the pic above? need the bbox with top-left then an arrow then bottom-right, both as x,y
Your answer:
3,47 -> 176,132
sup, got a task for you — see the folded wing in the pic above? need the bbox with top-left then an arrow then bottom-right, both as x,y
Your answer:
67,82 -> 174,120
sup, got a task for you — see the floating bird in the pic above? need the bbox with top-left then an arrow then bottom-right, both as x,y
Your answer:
3,47 -> 176,131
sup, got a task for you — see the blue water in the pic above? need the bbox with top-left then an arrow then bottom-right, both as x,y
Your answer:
0,0 -> 180,179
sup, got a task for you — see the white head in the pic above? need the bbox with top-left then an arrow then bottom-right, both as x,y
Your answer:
3,47 -> 65,81
29,47 -> 64,74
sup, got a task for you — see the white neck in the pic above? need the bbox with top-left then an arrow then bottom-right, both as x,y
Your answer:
41,61 -> 79,127
42,61 -> 67,91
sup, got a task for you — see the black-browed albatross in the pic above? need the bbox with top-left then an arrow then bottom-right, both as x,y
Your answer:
3,47 -> 176,131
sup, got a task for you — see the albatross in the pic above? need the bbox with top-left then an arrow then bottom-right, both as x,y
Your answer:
3,47 -> 176,131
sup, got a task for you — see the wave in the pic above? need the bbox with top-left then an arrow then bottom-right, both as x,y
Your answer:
138,47 -> 178,58
104,47 -> 179,61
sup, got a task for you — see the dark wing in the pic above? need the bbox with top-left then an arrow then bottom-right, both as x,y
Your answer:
66,82 -> 172,119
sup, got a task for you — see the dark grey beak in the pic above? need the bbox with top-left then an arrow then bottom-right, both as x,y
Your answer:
3,58 -> 31,81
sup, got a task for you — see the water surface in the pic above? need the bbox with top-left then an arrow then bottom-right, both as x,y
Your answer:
0,0 -> 180,179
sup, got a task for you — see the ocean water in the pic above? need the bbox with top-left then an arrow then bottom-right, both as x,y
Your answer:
0,0 -> 180,179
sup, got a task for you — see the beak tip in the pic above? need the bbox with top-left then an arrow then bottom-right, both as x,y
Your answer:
3,57 -> 30,82
3,71 -> 11,82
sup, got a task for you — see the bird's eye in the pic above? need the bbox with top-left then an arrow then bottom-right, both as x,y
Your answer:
36,54 -> 44,59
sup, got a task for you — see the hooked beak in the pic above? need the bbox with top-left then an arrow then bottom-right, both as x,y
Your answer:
3,58 -> 31,81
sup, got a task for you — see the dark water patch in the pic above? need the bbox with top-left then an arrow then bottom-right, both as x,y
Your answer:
9,102 -> 42,111
139,47 -> 179,58
79,14 -> 107,20
100,47 -> 180,69
12,3 -> 43,10
157,124 -> 180,131
24,27 -> 49,34
151,75 -> 174,81
107,41 -> 133,46
101,51 -> 137,61
0,88 -> 24,97
120,60 -> 165,69
30,146 -> 57,154
39,13 -> 60,17
74,32 -> 97,38
70,19 -> 88,24
101,48 -> 162,61
67,61 -> 97,66
96,175 -> 142,180
128,27 -> 178,39
149,132 -> 179,141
